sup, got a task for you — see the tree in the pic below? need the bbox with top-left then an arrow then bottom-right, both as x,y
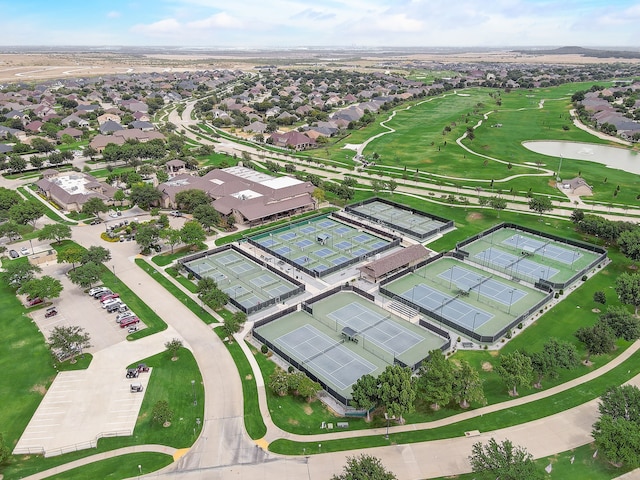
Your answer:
8,155 -> 27,173
452,359 -> 486,408
528,197 -> 553,216
1,261 -> 42,288
599,306 -> 640,341
164,338 -> 183,360
297,376 -> 322,402
371,178 -> 385,194
223,311 -> 246,338
593,291 -> 607,305
18,276 -> 63,301
9,199 -> 45,227
469,438 -> 543,480
0,432 -> 10,465
81,245 -> 111,265
67,261 -> 103,289
129,183 -> 162,210
570,208 -> 585,223
496,351 -> 533,396
489,196 -> 507,217
82,146 -> 97,160
619,229 -> 640,265
0,187 -> 22,212
135,224 -> 160,254
593,385 -> 640,467
0,220 -> 21,241
57,244 -> 85,270
174,189 -> 211,213
528,338 -> 580,388
160,227 -> 183,254
386,179 -> 398,195
180,221 -> 206,248
350,374 -> 379,421
113,189 -> 126,206
331,454 -> 397,480
81,197 -> 108,219
48,325 -> 91,364
418,349 -> 453,410
269,368 -> 289,396
30,156 -> 44,170
377,364 -> 416,423
193,204 -> 220,232
312,187 -> 325,205
616,272 -> 640,315
152,400 -> 174,426
575,322 -> 616,362
37,223 -> 72,244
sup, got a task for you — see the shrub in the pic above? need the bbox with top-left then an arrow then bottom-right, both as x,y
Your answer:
505,330 -> 512,339
287,366 -> 295,373
582,275 -> 588,281
593,291 -> 607,304
517,323 -> 523,329
554,292 -> 559,299
559,289 -> 564,295
261,344 -> 268,354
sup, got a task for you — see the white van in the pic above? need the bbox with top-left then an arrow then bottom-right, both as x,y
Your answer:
102,298 -> 121,309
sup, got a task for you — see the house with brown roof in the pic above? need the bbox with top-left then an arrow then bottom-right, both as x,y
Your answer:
357,244 -> 430,282
268,131 -> 316,151
158,166 -> 315,225
34,171 -> 117,212
89,129 -> 165,152
56,127 -> 83,140
560,177 -> 593,196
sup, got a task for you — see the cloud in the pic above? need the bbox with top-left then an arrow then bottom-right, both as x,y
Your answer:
291,8 -> 336,21
131,18 -> 182,35
187,12 -> 243,29
107,11 -> 121,19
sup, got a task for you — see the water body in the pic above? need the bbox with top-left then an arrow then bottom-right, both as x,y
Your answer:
522,141 -> 640,175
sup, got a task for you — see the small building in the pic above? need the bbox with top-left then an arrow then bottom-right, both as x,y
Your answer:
35,171 -> 117,212
357,244 -> 430,283
560,177 -> 593,196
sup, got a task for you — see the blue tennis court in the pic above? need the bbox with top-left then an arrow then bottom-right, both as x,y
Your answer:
437,265 -> 527,306
371,241 -> 388,249
319,220 -> 337,228
294,255 -> 311,265
335,241 -> 352,250
333,255 -> 350,265
335,226 -> 352,235
280,232 -> 297,241
274,246 -> 292,255
401,283 -> 493,331
258,238 -> 277,248
502,234 -> 581,265
352,248 -> 368,257
300,226 -> 316,234
354,234 -> 372,243
315,248 -> 333,258
314,265 -> 329,273
296,239 -> 314,248
475,247 -> 560,281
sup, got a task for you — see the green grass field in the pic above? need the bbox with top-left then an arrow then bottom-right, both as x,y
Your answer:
43,452 -> 173,480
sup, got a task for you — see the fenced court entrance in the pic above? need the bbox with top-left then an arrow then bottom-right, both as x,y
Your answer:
345,198 -> 453,240
380,256 -> 552,343
247,214 -> 399,277
456,224 -> 606,289
181,245 -> 304,314
253,291 -> 446,403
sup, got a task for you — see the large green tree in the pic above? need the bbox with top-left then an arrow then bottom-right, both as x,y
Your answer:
48,325 -> 91,364
81,246 -> 111,265
180,220 -> 206,248
496,351 -> 533,396
1,261 -> 42,288
174,189 -> 211,213
350,374 -> 379,421
618,229 -> 640,266
528,197 -> 553,216
331,454 -> 397,480
67,261 -> 103,289
0,220 -> 21,241
160,227 -> 182,254
377,364 -> 416,423
599,306 -> 640,341
615,272 -> 640,315
528,338 -> 580,388
57,244 -> 85,270
18,276 -> 63,301
0,187 -> 22,212
129,183 -> 162,210
135,224 -> 160,254
418,349 -> 454,410
193,204 -> 220,232
452,359 -> 486,408
37,223 -> 72,244
9,199 -> 45,227
81,197 -> 108,219
469,438 -> 544,480
575,322 -> 616,362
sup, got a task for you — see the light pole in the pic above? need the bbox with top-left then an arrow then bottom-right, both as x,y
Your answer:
477,277 -> 483,301
191,380 -> 197,406
29,238 -> 34,254
112,265 -> 117,283
385,412 -> 390,439
508,289 -> 515,315
557,154 -> 563,181
138,465 -> 142,476
472,312 -> 480,333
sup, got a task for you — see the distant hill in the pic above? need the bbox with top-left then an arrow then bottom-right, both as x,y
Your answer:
514,46 -> 640,59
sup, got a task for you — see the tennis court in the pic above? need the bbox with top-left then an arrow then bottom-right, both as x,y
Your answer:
381,256 -> 549,340
254,291 -> 446,400
346,199 -> 451,239
249,214 -> 396,277
182,246 -> 303,313
457,226 -> 602,286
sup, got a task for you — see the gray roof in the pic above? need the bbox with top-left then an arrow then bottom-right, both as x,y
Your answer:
358,244 -> 430,279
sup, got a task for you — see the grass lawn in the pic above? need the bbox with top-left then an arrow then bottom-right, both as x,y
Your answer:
431,442 -> 632,480
165,267 -> 198,293
136,258 -> 218,325
3,348 -> 203,479
44,452 -> 173,480
18,186 -> 76,225
152,247 -> 195,267
211,330 -> 266,440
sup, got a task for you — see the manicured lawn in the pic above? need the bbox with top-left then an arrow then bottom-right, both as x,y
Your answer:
44,452 -> 173,480
19,186 -> 76,225
165,267 -> 198,293
212,331 -> 266,440
56,354 -> 93,371
152,247 -> 194,267
431,442 -> 632,480
4,348 -> 203,479
136,259 -> 217,324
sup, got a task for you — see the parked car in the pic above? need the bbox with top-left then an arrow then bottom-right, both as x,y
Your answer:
89,219 -> 102,225
120,316 -> 140,328
117,304 -> 129,313
102,298 -> 122,310
170,210 -> 183,217
116,311 -> 135,323
130,382 -> 143,393
137,363 -> 149,372
127,325 -> 139,333
27,297 -> 43,307
100,293 -> 120,302
44,307 -> 57,318
88,286 -> 107,296
126,369 -> 139,379
20,247 -> 29,256
91,288 -> 111,298
106,301 -> 123,313
9,249 -> 19,259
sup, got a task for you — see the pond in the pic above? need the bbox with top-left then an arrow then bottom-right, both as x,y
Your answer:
522,140 -> 640,175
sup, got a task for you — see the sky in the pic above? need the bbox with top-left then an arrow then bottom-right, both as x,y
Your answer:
1,0 -> 639,48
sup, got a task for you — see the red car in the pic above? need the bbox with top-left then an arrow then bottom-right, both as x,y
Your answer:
100,293 -> 120,303
27,297 -> 43,307
120,316 -> 140,328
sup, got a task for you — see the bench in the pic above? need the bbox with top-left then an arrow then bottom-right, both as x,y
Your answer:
337,422 -> 349,428
462,342 -> 474,348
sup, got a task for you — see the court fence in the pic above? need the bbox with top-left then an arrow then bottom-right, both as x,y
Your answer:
379,252 -> 554,343
344,197 -> 454,240
455,222 -> 608,290
179,244 -> 305,315
246,213 -> 401,278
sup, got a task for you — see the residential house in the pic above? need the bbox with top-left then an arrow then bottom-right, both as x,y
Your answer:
34,171 -> 117,212
99,120 -> 124,134
269,131 -> 316,151
61,114 -> 89,128
56,127 -> 84,140
97,113 -> 122,125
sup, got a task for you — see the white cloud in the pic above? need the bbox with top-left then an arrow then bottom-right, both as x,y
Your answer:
131,18 -> 183,35
187,12 -> 243,29
373,13 -> 422,32
107,11 -> 121,19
